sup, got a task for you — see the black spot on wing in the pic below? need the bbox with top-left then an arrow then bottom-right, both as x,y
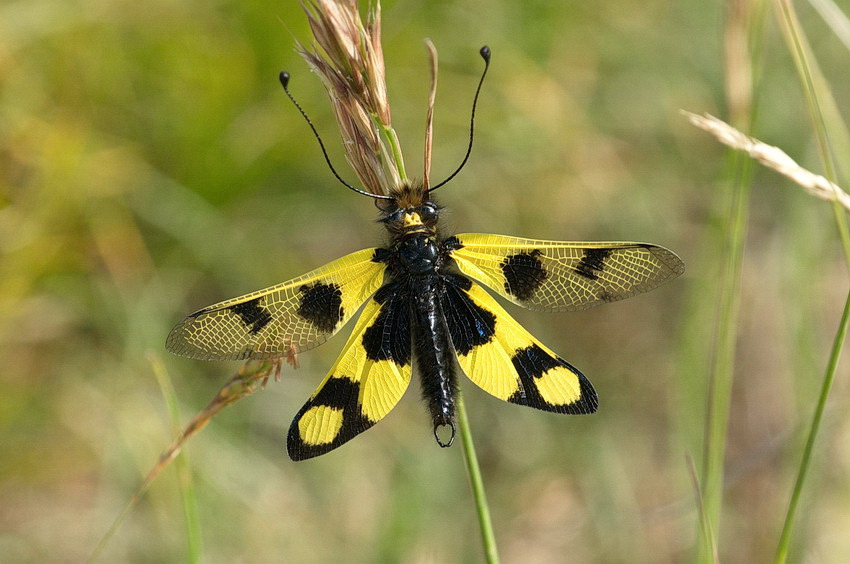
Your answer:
509,344 -> 598,414
297,282 -> 344,333
512,343 -> 561,375
362,282 -> 412,365
286,376 -> 374,461
574,248 -> 613,280
501,249 -> 547,301
310,376 -> 362,411
442,274 -> 496,356
229,298 -> 273,334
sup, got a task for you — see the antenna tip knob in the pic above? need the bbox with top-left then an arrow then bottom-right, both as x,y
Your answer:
279,71 -> 290,88
479,45 -> 491,61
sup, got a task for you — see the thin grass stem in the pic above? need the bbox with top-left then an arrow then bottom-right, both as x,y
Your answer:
687,455 -> 719,564
775,289 -> 850,562
150,354 -> 202,563
456,392 -> 499,564
700,151 -> 752,562
699,3 -> 766,558
775,0 -> 850,265
773,1 -> 850,559
381,123 -> 408,181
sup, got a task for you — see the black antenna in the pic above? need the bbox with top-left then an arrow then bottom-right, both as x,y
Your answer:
278,72 -> 393,201
427,45 -> 491,193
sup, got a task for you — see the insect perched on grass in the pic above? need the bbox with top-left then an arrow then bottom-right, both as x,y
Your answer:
166,45 -> 684,461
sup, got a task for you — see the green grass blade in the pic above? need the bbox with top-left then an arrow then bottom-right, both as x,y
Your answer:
775,0 -> 850,261
775,289 -> 850,562
773,1 -> 850,559
698,4 -> 767,557
687,455 -> 719,564
808,0 -> 850,54
150,354 -> 203,564
456,392 -> 500,564
699,151 -> 752,562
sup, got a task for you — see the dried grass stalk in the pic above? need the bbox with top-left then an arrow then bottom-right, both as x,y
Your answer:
299,0 -> 404,195
683,111 -> 850,211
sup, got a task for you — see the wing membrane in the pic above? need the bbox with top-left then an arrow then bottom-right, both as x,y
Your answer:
166,248 -> 386,361
287,289 -> 412,460
450,233 -> 684,312
443,276 -> 597,413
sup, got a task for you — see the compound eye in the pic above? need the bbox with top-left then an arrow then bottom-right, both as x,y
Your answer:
419,203 -> 439,221
382,208 -> 405,224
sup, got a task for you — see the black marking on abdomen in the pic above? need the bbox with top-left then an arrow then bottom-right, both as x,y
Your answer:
411,274 -> 458,436
297,282 -> 344,333
442,274 -> 496,355
575,248 -> 613,280
229,298 -> 273,334
509,344 -> 598,414
501,249 -> 547,301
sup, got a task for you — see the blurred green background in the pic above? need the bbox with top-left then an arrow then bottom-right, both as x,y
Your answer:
2,0 -> 849,561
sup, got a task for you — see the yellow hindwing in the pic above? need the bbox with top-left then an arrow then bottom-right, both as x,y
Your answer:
450,279 -> 598,413
287,294 -> 413,461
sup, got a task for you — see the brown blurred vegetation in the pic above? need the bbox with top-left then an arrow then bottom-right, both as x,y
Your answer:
1,0 -> 849,561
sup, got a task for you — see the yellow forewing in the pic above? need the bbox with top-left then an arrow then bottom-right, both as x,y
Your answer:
450,233 -> 684,312
455,281 -> 597,413
287,297 -> 412,461
166,248 -> 387,361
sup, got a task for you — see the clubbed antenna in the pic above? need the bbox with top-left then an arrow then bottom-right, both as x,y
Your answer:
428,46 -> 491,193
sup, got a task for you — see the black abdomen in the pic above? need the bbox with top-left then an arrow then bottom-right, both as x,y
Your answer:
410,274 -> 458,446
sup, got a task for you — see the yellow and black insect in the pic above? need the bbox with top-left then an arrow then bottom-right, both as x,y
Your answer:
166,47 -> 684,461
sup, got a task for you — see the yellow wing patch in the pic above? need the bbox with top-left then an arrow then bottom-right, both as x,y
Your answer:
287,295 -> 413,460
443,276 -> 597,413
166,248 -> 387,361
449,233 -> 684,312
297,405 -> 344,445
